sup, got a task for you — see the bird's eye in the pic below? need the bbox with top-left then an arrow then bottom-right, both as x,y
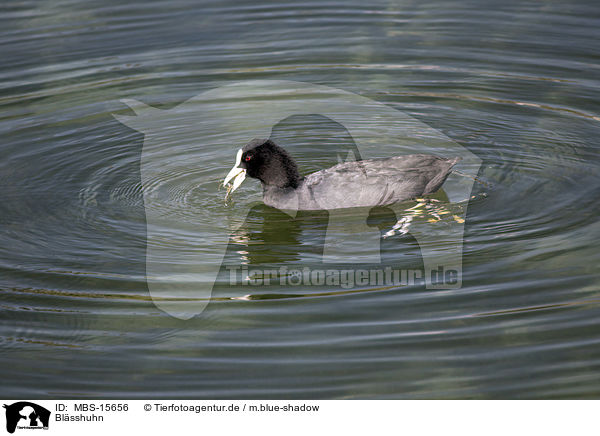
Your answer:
245,155 -> 252,161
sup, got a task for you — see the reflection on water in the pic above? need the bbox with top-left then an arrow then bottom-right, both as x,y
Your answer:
1,0 -> 600,398
230,205 -> 307,265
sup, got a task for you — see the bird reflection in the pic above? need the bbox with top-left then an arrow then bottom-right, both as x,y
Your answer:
229,204 -> 328,264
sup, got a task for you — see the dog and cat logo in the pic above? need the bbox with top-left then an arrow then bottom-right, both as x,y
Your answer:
3,402 -> 50,433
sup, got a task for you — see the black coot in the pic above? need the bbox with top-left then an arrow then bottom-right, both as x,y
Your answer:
223,138 -> 460,210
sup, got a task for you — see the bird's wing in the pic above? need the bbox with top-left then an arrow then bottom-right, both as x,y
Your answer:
301,155 -> 457,209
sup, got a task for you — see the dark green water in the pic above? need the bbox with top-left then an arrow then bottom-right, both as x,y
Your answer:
1,0 -> 599,398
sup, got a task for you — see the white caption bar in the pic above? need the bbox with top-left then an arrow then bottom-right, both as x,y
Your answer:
1,400 -> 597,436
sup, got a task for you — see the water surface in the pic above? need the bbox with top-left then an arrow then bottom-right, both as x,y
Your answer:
1,0 -> 600,398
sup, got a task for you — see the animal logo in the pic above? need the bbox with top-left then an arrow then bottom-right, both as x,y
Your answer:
114,80 -> 481,319
3,402 -> 50,434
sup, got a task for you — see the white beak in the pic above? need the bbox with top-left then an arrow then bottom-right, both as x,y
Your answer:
223,149 -> 246,195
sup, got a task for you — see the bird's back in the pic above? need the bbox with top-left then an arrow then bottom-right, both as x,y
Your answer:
289,154 -> 460,210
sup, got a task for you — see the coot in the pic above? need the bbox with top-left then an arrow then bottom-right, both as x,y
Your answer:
223,138 -> 460,210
